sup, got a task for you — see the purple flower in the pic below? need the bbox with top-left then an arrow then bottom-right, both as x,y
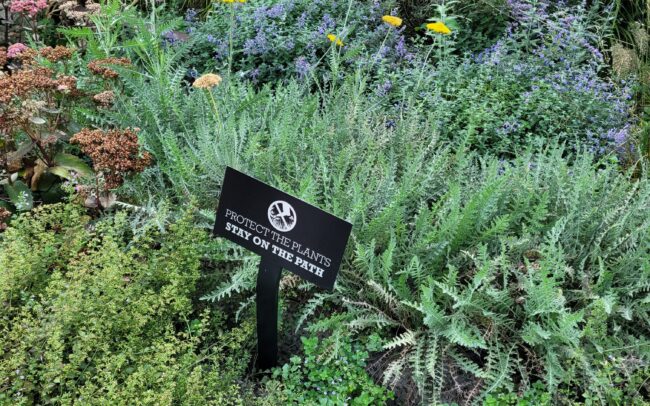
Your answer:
376,79 -> 392,97
162,30 -> 180,46
185,8 -> 197,23
295,56 -> 311,80
317,13 -> 336,35
266,4 -> 286,18
244,29 -> 269,55
606,125 -> 630,147
249,68 -> 260,83
213,39 -> 229,60
297,11 -> 308,29
394,36 -> 408,58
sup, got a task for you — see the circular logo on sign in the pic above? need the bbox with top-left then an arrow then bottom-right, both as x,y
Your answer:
268,200 -> 297,232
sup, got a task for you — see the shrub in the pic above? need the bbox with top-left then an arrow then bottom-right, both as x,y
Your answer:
70,127 -> 152,191
270,335 -> 393,405
303,148 -> 650,404
385,0 -> 634,157
179,0 -> 408,85
0,44 -> 132,216
0,204 -> 264,405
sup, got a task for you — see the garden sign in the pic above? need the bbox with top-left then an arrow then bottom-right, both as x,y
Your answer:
213,167 -> 352,369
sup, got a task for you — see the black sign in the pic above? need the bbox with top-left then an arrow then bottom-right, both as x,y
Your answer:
214,167 -> 352,290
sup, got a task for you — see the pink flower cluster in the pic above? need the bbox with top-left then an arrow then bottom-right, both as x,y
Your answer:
9,0 -> 47,17
7,43 -> 28,58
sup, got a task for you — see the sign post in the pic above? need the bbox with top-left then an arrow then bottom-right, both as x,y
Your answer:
255,258 -> 282,370
213,167 -> 352,370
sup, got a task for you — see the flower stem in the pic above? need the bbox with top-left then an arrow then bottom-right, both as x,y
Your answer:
228,6 -> 235,77
207,90 -> 222,131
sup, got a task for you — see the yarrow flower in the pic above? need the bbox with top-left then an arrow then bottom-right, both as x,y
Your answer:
9,0 -> 47,17
193,73 -> 223,89
382,15 -> 402,28
7,43 -> 28,58
426,21 -> 452,35
327,34 -> 344,47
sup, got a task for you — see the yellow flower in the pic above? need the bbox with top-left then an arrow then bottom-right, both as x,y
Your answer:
327,34 -> 344,47
382,15 -> 403,28
426,21 -> 452,35
193,73 -> 223,89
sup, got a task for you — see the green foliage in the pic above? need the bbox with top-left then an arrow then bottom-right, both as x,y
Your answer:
100,26 -> 649,401
610,0 -> 650,164
33,1 -> 649,404
183,0 -> 403,85
270,335 -> 393,405
0,204 -> 264,405
483,382 -> 552,406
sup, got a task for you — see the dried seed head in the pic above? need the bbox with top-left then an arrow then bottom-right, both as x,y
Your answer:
0,208 -> 11,231
87,57 -> 131,79
193,73 -> 223,89
70,128 -> 152,190
611,43 -> 639,77
40,46 -> 74,62
92,90 -> 115,107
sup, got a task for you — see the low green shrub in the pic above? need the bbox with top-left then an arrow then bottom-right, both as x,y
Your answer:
195,142 -> 648,404
270,335 -> 393,405
0,204 -> 265,405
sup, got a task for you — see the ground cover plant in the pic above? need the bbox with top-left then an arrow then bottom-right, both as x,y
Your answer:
1,0 -> 649,405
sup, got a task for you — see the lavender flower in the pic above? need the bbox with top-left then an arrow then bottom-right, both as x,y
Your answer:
295,56 -> 311,80
162,30 -> 180,46
244,29 -> 269,55
297,11 -> 308,29
376,79 -> 392,97
185,8 -> 197,23
266,4 -> 286,19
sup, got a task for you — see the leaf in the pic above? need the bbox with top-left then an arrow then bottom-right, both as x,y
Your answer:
383,330 -> 416,350
4,181 -> 34,211
7,142 -> 35,163
29,116 -> 47,125
84,195 -> 99,208
48,166 -> 73,180
31,160 -> 48,191
39,107 -> 62,114
53,153 -> 93,178
99,192 -> 116,209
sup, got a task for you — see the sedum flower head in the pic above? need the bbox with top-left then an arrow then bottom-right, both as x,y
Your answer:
382,15 -> 402,28
7,43 -> 28,58
193,73 -> 223,89
426,21 -> 452,35
9,0 -> 47,17
327,34 -> 344,47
